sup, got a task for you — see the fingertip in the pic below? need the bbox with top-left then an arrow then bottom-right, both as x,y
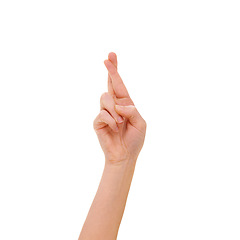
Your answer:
104,59 -> 108,66
108,52 -> 118,68
108,52 -> 117,59
117,115 -> 124,123
114,125 -> 119,132
104,59 -> 115,72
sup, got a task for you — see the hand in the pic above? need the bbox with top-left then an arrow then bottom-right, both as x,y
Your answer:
93,52 -> 147,165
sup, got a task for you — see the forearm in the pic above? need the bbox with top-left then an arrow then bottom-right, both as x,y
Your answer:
79,52 -> 146,239
79,158 -> 137,240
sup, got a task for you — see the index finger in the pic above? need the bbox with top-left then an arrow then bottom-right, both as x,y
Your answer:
104,59 -> 130,99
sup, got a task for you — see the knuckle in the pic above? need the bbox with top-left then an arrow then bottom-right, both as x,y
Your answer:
143,119 -> 147,129
100,92 -> 114,111
100,92 -> 109,101
99,109 -> 107,119
93,113 -> 98,123
93,115 -> 99,129
139,117 -> 147,131
139,124 -> 146,134
142,119 -> 147,130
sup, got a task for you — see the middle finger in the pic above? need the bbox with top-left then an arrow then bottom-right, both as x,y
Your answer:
107,52 -> 118,96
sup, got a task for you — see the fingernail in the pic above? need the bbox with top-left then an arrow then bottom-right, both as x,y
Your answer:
117,116 -> 124,123
115,105 -> 123,112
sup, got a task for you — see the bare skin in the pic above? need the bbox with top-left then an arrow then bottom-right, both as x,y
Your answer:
78,52 -> 147,240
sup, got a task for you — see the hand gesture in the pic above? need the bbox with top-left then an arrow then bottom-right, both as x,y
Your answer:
93,52 -> 147,165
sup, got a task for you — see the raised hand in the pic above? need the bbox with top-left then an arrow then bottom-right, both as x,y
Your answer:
93,52 -> 147,165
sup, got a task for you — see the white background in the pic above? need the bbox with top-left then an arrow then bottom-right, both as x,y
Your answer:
0,0 -> 240,239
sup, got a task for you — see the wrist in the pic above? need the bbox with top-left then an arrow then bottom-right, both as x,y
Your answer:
105,156 -> 137,169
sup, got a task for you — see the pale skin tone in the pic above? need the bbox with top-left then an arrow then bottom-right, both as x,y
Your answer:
78,52 -> 147,240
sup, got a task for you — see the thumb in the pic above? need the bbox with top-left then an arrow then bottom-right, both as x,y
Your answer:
114,105 -> 146,132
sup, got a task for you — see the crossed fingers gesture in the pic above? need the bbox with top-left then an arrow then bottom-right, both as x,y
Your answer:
93,52 -> 146,164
